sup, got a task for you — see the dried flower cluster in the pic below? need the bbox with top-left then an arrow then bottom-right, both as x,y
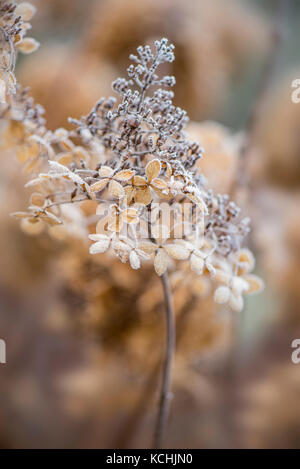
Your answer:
0,1 -> 263,312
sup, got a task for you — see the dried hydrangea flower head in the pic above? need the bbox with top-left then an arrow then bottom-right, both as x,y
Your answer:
0,1 -> 38,102
6,34 -> 264,312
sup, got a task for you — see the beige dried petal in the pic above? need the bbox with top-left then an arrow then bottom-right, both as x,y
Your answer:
186,193 -> 208,213
108,180 -> 125,199
243,274 -> 264,294
129,250 -> 140,270
146,159 -> 161,182
17,38 -> 40,54
164,243 -> 190,260
89,178 -> 109,193
133,175 -> 147,187
214,286 -> 231,304
138,241 -> 157,254
135,187 -> 151,205
99,166 -> 113,177
229,292 -> 244,312
15,2 -> 36,21
122,208 -> 138,224
151,178 -> 168,189
89,238 -> 110,254
190,253 -> 204,274
236,249 -> 255,274
154,248 -> 168,276
152,187 -> 172,200
114,170 -> 134,181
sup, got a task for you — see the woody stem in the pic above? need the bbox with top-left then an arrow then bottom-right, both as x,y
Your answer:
153,271 -> 175,449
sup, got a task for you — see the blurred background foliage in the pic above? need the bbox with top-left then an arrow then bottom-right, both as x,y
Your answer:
0,0 -> 300,449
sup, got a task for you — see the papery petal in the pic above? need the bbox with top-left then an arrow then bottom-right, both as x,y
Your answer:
135,187 -> 151,205
114,170 -> 134,181
89,234 -> 110,242
133,175 -> 147,187
164,243 -> 190,260
232,276 -> 249,294
214,286 -> 231,304
146,159 -> 161,182
129,250 -> 140,270
89,178 -> 109,193
154,248 -> 168,276
151,178 -> 168,189
243,274 -> 264,294
99,166 -> 114,177
89,238 -> 110,254
108,180 -> 125,199
15,2 -> 36,21
17,38 -> 40,54
138,241 -> 157,254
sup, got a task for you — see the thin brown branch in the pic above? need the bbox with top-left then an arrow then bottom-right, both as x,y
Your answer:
153,271 -> 176,449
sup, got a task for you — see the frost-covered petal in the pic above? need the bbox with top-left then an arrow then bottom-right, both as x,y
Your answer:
88,234 -> 110,242
235,249 -> 255,274
89,238 -> 110,254
135,187 -> 151,205
99,166 -> 113,177
154,248 -> 168,276
108,180 -> 125,199
114,170 -> 134,181
138,241 -> 157,254
151,178 -> 168,190
15,2 -> 36,21
129,250 -> 140,270
17,38 -> 40,54
164,243 -> 190,260
133,175 -> 147,187
146,159 -> 161,182
232,276 -> 249,294
89,178 -> 109,193
214,286 -> 231,304
243,274 -> 264,294
190,253 -> 204,274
